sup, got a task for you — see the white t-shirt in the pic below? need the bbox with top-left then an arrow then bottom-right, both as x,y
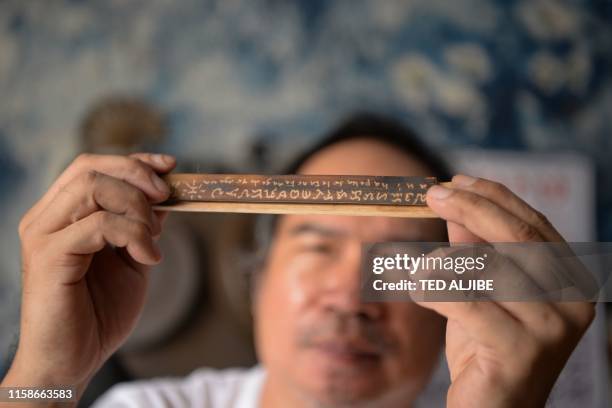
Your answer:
92,366 -> 265,408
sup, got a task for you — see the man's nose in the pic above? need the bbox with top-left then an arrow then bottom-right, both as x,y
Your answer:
318,242 -> 383,321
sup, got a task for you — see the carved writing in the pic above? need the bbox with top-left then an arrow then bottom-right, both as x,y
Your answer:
165,174 -> 438,206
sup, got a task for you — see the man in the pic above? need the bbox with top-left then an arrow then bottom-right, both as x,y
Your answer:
1,115 -> 595,407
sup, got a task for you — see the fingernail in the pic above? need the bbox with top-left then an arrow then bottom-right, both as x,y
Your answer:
428,185 -> 454,199
151,173 -> 170,195
152,154 -> 175,166
453,174 -> 477,187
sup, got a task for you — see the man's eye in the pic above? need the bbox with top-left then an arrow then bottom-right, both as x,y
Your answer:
300,243 -> 334,254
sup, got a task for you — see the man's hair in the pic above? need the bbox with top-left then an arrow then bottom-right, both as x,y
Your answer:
283,112 -> 452,178
248,112 -> 452,286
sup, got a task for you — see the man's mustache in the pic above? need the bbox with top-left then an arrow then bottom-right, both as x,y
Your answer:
297,309 -> 399,356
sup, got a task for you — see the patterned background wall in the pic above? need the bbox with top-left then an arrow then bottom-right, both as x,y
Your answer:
1,0 -> 611,375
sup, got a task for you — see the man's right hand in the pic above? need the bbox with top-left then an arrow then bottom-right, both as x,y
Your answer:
2,153 -> 176,396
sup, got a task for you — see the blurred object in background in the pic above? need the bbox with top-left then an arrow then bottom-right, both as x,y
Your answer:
79,95 -> 167,154
450,149 -> 595,242
121,218 -> 202,353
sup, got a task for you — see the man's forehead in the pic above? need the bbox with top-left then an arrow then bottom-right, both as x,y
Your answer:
296,137 -> 432,178
278,214 -> 443,242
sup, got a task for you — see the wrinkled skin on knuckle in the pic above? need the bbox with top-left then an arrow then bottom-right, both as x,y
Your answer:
84,169 -> 100,185
513,220 -> 541,242
530,209 -> 553,231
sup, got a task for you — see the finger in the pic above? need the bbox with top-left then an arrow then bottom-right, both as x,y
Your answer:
451,175 -> 564,242
492,251 -> 596,330
413,261 -> 567,355
497,301 -> 572,344
129,152 -> 177,174
410,247 -> 525,350
21,153 -> 175,232
447,220 -> 485,243
426,185 -> 545,243
51,211 -> 161,272
415,300 -> 523,352
33,171 -> 159,236
554,301 -> 595,333
410,245 -> 547,302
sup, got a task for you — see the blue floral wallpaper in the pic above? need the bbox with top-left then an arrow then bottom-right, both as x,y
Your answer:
1,0 -> 611,378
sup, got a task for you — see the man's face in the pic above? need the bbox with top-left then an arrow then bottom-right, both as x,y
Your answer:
254,138 -> 447,406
